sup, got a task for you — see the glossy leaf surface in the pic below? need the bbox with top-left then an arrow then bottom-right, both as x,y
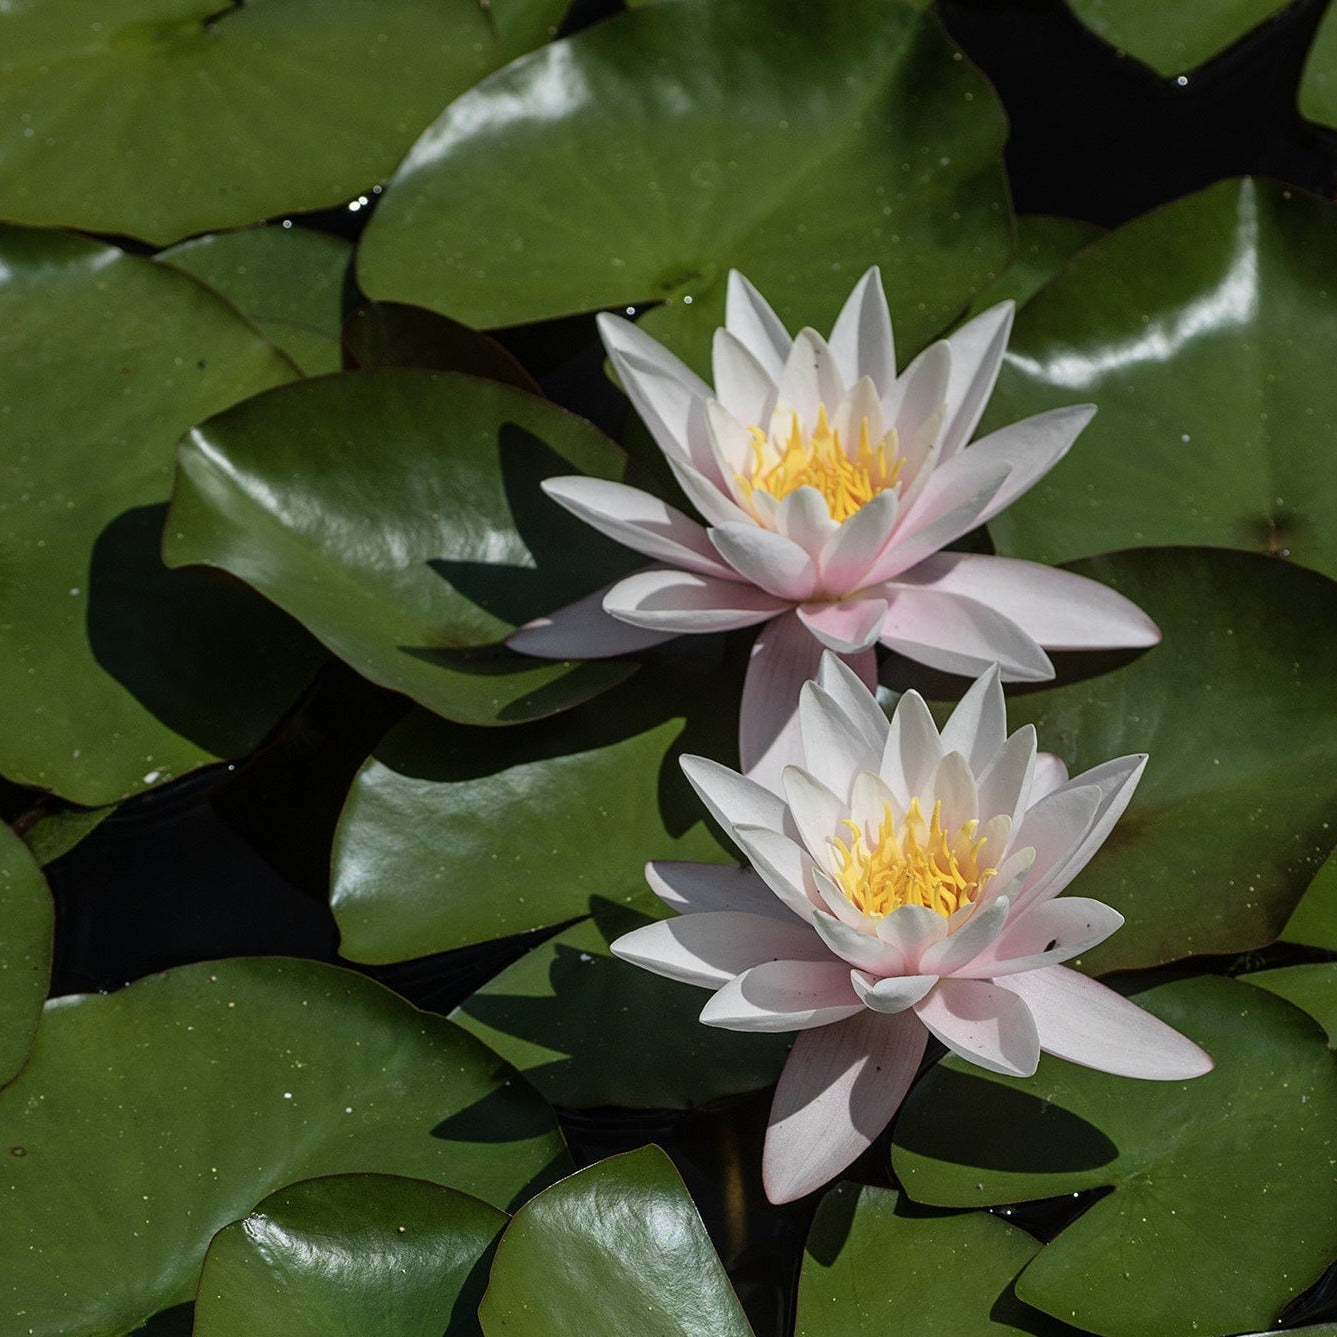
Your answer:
359,0 -> 1012,373
1283,845 -> 1337,951
987,179 -> 1337,582
966,215 -> 1101,317
0,823 -> 53,1087
892,976 -> 1337,1337
194,1173 -> 506,1337
478,1147 -> 753,1337
1244,963 -> 1337,1046
0,226 -> 321,805
164,368 -> 639,725
0,958 -> 564,1337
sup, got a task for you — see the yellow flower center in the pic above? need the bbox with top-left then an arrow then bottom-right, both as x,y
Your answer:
737,405 -> 903,523
831,798 -> 996,921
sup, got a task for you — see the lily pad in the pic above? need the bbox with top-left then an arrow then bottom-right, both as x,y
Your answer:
18,803 -> 115,866
1282,845 -> 1337,951
0,823 -> 53,1087
0,225 -> 323,806
478,1146 -> 754,1337
994,548 -> 1337,973
966,216 -> 1102,318
796,1184 -> 1064,1336
0,0 -> 568,244
1300,2 -> 1337,130
0,957 -> 564,1337
159,227 -> 353,376
892,975 -> 1337,1337
193,1173 -> 506,1337
163,368 -> 640,726
358,0 -> 1012,373
1244,963 -> 1337,1046
986,179 -> 1337,583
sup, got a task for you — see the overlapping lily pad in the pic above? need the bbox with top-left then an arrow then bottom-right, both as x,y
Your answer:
1283,845 -> 1337,951
992,547 -> 1337,972
478,1147 -> 754,1336
1300,2 -> 1337,129
0,0 -> 569,244
892,976 -> 1337,1337
163,368 -> 641,726
0,225 -> 323,805
194,1173 -> 506,1337
985,179 -> 1337,582
358,0 -> 1012,373
0,957 -> 564,1337
1244,962 -> 1337,1045
0,824 -> 53,1088
967,215 -> 1102,318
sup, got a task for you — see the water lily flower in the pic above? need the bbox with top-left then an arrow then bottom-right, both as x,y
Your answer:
612,656 -> 1212,1204
509,270 -> 1159,785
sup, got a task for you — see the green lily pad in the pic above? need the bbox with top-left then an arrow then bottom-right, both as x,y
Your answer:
0,225 -> 323,806
994,548 -> 1337,973
359,0 -> 1011,373
796,1184 -> 1065,1336
1300,2 -> 1337,130
1243,963 -> 1337,1046
193,1173 -> 506,1337
478,1146 -> 754,1337
0,824 -> 53,1088
1066,0 -> 1291,76
967,216 -> 1102,318
0,0 -> 568,245
163,368 -> 640,726
0,957 -> 564,1337
1282,844 -> 1337,951
159,227 -> 353,376
892,976 -> 1337,1337
986,179 -> 1337,582
18,803 -> 115,866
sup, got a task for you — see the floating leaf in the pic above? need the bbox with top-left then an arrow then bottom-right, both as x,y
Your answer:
194,1173 -> 506,1337
0,957 -> 564,1337
0,823 -> 52,1087
478,1147 -> 754,1336
1244,963 -> 1337,1046
164,368 -> 639,726
892,976 -> 1337,1337
986,179 -> 1337,583
1300,3 -> 1337,130
17,803 -> 114,866
966,215 -> 1102,318
0,226 -> 322,805
1283,845 -> 1337,951
359,0 -> 1011,373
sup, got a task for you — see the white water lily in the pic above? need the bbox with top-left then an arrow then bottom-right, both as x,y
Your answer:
509,269 -> 1159,786
612,656 -> 1212,1204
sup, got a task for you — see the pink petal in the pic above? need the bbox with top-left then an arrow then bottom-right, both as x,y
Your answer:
611,910 -> 833,988
645,860 -> 792,920
700,959 -> 863,1031
1031,752 -> 1070,799
739,610 -> 827,787
913,977 -> 1040,1077
967,405 -> 1096,526
775,329 -> 845,435
604,568 -> 787,633
939,665 -> 1007,775
725,270 -> 792,381
1001,966 -> 1213,1079
874,903 -> 950,973
880,690 -> 944,805
937,301 -> 1014,464
798,598 -> 889,654
709,524 -> 818,601
819,490 -> 900,592
960,896 -> 1124,978
712,327 -> 778,427
828,267 -> 896,397
506,584 -> 676,658
679,754 -> 788,838
762,1009 -> 927,1203
851,970 -> 938,1013
918,897 -> 1011,976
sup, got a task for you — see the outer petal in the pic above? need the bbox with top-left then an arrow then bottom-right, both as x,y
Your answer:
967,405 -> 1096,526
611,911 -> 833,988
762,1008 -> 928,1203
797,597 -> 889,654
828,266 -> 896,397
506,583 -> 676,658
938,665 -> 1007,775
937,301 -> 1014,464
1031,751 -> 1070,799
713,327 -> 778,427
709,524 -> 819,601
645,860 -> 792,920
700,959 -> 863,1031
604,568 -> 787,632
680,754 -> 788,839
1001,966 -> 1214,1079
725,269 -> 792,380
851,971 -> 938,1013
739,609 -> 827,788
959,896 -> 1124,977
913,977 -> 1041,1077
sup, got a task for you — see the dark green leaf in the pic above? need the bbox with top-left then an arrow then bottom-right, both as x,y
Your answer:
1300,2 -> 1337,130
18,803 -> 114,866
1243,963 -> 1337,1047
0,823 -> 52,1087
966,215 -> 1102,318
1283,844 -> 1337,951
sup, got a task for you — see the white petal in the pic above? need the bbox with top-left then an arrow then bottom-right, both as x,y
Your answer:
1001,967 -> 1213,1079
664,453 -> 755,528
775,328 -> 844,434
782,766 -> 847,865
828,267 -> 896,397
959,896 -> 1124,977
812,865 -> 869,930
604,567 -> 787,632
725,270 -> 791,380
704,399 -> 757,500
925,750 -> 979,835
875,902 -> 949,973
1031,751 -> 1070,799
799,678 -> 883,798
797,598 -> 889,654
775,487 -> 839,557
937,301 -> 1014,464
918,896 -> 1010,976
712,327 -> 778,427
816,652 -> 888,749
847,769 -> 900,842
819,490 -> 899,593
939,665 -> 1007,776
645,860 -> 791,920
710,524 -> 818,601
812,910 -> 904,975
732,824 -> 822,924
739,609 -> 827,789
700,959 -> 862,1031
913,976 -> 1040,1077
680,754 -> 787,839
967,405 -> 1096,526
880,690 -> 944,804
506,584 -> 676,658
976,726 -> 1039,827
831,375 -> 887,450
851,970 -> 938,1013
883,341 -> 951,499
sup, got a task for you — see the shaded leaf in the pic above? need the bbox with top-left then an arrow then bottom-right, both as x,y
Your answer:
1285,844 -> 1337,951
1300,1 -> 1337,130
0,823 -> 53,1087
966,215 -> 1102,318
1243,962 -> 1337,1047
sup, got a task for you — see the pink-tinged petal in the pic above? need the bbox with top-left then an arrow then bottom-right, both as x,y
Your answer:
976,726 -> 1039,828
541,476 -> 733,579
726,270 -> 792,380
883,341 -> 951,494
812,866 -> 869,930
713,327 -> 778,427
918,897 -> 1011,976
967,405 -> 1096,526
961,896 -> 1124,978
731,824 -> 822,924
646,860 -> 792,920
970,846 -> 1035,915
1009,784 -> 1102,906
1001,966 -> 1213,1079
612,911 -> 834,989
704,400 -> 756,499
775,487 -> 839,557
819,490 -> 900,592
847,770 -> 900,841
799,678 -> 883,799
763,1009 -> 927,1203
913,977 -> 1040,1077
664,453 -> 755,528
798,598 -> 889,654
937,301 -> 1014,464
1032,751 -> 1069,799
710,524 -> 818,601
925,751 -> 979,834
680,754 -> 788,840
604,568 -> 786,633
851,971 -> 938,1013
939,665 -> 1006,775
507,584 -> 677,659
739,610 -> 827,787
875,903 -> 949,973
879,586 -> 1054,682
782,767 -> 846,865
828,267 -> 896,397
894,552 -> 1161,651
775,328 -> 845,435
880,690 -> 943,806
816,652 -> 887,747
700,959 -> 863,1032
812,910 -> 904,975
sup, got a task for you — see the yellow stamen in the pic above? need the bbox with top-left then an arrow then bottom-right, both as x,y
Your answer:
830,798 -> 996,921
736,405 -> 903,523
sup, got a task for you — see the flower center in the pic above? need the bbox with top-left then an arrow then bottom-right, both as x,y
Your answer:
831,798 -> 995,921
737,405 -> 903,523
